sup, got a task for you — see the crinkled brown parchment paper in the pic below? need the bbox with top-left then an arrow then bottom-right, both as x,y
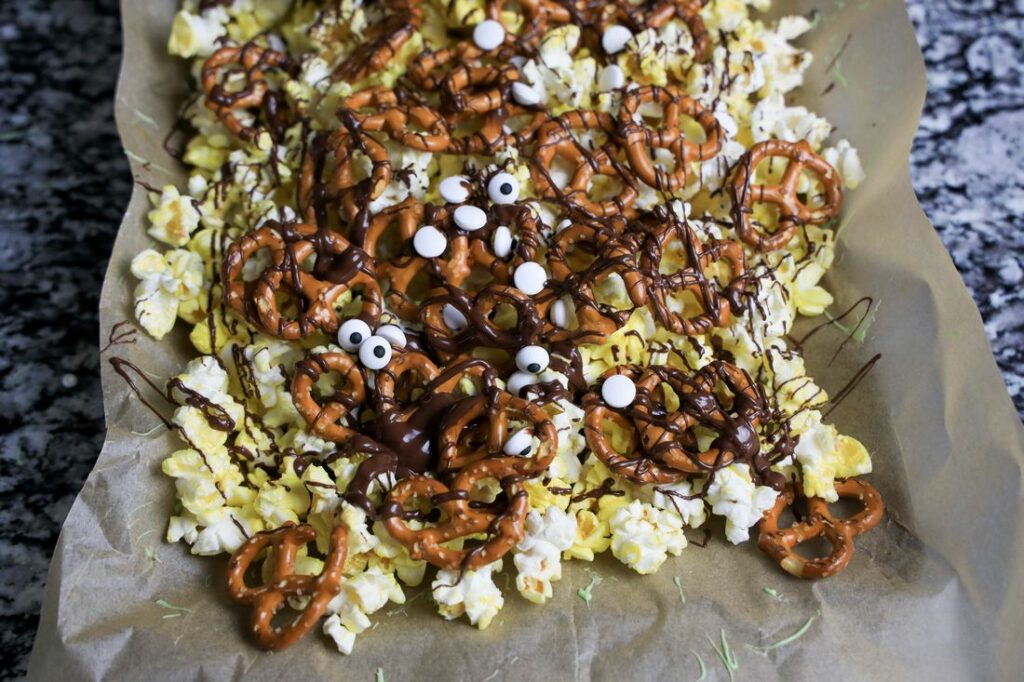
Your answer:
27,0 -> 1024,679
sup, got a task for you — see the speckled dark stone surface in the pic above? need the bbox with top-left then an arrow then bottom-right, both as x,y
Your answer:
0,1 -> 1021,678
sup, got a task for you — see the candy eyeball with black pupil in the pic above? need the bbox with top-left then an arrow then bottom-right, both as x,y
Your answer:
487,172 -> 519,204
503,428 -> 533,456
359,335 -> 392,370
375,324 -> 407,348
516,345 -> 549,374
338,318 -> 372,352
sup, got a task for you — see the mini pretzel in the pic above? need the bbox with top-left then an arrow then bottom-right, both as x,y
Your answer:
730,139 -> 844,252
758,478 -> 884,579
532,114 -> 638,218
326,124 -> 393,202
466,203 -> 543,283
619,87 -> 721,192
437,388 -> 557,474
485,0 -> 577,43
642,223 -> 745,335
346,88 -> 454,153
583,366 -> 687,484
291,352 -> 369,443
599,0 -> 709,61
369,203 -> 473,320
226,523 -> 347,650
334,0 -> 423,82
382,458 -> 529,570
222,222 -> 382,339
202,43 -> 295,140
420,285 -> 546,357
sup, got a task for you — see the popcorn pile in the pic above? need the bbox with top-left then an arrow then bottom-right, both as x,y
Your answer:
124,0 -> 880,653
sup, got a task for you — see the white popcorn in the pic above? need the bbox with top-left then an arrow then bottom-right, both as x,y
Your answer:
704,464 -> 778,544
324,564 -> 406,654
432,560 -> 504,629
547,397 -> 586,482
147,185 -> 201,247
514,507 -> 577,603
167,8 -> 228,58
190,509 -> 251,555
791,410 -> 872,501
751,93 -> 833,149
608,500 -> 687,574
130,248 -> 204,339
651,479 -> 708,528
823,139 -> 867,189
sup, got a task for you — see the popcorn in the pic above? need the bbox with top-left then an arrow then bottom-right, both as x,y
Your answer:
823,139 -> 867,189
751,93 -> 833,149
608,500 -> 687,574
704,463 -> 778,544
131,248 -> 204,339
432,560 -> 505,629
513,507 -> 577,603
323,561 -> 406,654
791,411 -> 873,501
147,185 -> 202,246
167,8 -> 228,58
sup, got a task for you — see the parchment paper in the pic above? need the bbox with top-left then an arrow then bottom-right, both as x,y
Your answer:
27,1 -> 1024,679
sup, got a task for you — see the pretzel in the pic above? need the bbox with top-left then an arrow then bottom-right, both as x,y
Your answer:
202,43 -> 295,140
420,285 -> 547,357
222,222 -> 382,339
758,478 -> 884,578
619,87 -> 722,192
344,89 -> 454,152
326,124 -> 393,203
382,458 -> 530,570
532,113 -> 639,218
334,0 -> 423,82
485,0 -> 578,43
291,352 -> 369,443
366,202 -> 473,320
730,139 -> 844,252
583,366 -> 687,484
641,222 -> 745,335
226,523 -> 347,650
408,40 -> 520,114
437,388 -> 557,474
466,203 -> 543,283
598,0 -> 710,62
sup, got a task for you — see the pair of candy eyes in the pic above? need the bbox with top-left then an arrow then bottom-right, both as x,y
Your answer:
337,319 -> 405,370
439,172 -> 519,205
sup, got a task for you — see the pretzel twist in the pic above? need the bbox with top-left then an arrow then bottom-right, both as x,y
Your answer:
619,86 -> 722,192
437,388 -> 558,475
382,458 -> 530,570
334,0 -> 424,82
291,352 -> 369,443
730,139 -> 844,251
202,43 -> 295,141
758,478 -> 884,578
226,523 -> 347,650
222,222 -> 382,339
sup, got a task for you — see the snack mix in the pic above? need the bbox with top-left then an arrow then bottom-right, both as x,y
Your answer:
127,0 -> 884,652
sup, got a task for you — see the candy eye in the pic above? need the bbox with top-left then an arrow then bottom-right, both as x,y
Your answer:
439,175 -> 471,204
375,324 -> 407,349
442,304 -> 468,331
492,225 -> 513,258
506,371 -> 538,397
338,318 -> 372,352
413,225 -> 447,258
487,172 -> 519,204
453,205 -> 488,232
503,428 -> 534,456
601,374 -> 637,408
513,261 -> 547,296
516,345 -> 549,374
358,335 -> 393,370
601,25 -> 633,54
473,19 -> 506,51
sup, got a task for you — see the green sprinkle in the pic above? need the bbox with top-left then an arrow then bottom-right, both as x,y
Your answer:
830,60 -> 848,88
674,576 -> 686,604
763,587 -> 784,602
161,613 -> 181,619
577,574 -> 603,606
690,649 -> 706,681
754,611 -> 821,653
375,668 -> 384,682
144,546 -> 162,563
705,630 -> 738,682
155,599 -> 192,614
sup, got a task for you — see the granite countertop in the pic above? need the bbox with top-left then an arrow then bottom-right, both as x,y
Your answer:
1,1 -> 1021,678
